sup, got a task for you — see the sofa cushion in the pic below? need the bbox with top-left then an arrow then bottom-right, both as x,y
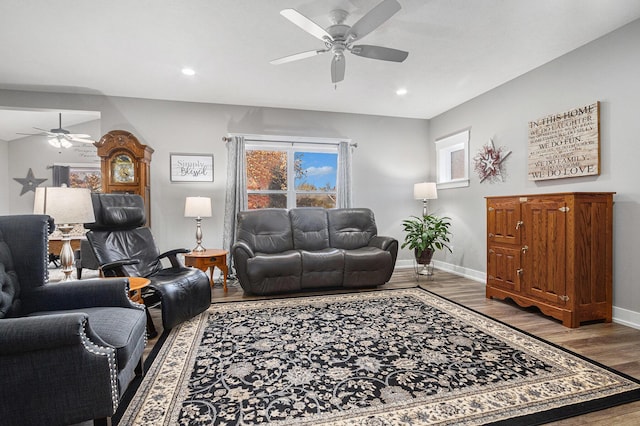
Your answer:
237,209 -> 293,254
300,249 -> 344,289
327,208 -> 377,250
290,208 -> 330,251
245,251 -> 301,294
342,246 -> 393,288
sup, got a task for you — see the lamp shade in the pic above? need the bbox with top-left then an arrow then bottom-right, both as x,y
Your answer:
34,187 -> 95,224
184,196 -> 212,218
414,182 -> 437,200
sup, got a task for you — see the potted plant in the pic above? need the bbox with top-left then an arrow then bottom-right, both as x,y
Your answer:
401,214 -> 452,266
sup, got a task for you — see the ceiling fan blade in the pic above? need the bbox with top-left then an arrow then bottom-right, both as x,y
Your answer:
331,55 -> 346,83
346,0 -> 401,41
270,49 -> 327,65
280,9 -> 333,42
69,137 -> 96,144
351,45 -> 408,62
33,127 -> 56,136
67,133 -> 92,139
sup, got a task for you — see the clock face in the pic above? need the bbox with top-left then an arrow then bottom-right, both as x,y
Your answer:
111,154 -> 135,184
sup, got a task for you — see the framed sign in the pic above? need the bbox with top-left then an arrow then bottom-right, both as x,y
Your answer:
528,102 -> 600,181
170,153 -> 214,182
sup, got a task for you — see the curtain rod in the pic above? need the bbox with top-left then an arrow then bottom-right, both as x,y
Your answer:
222,136 -> 357,148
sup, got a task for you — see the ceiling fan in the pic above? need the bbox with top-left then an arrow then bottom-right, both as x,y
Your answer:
270,0 -> 409,83
18,112 -> 95,148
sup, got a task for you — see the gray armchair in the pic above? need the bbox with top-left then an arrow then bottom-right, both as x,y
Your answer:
0,214 -> 147,426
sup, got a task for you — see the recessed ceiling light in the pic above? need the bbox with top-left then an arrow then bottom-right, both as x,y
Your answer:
181,68 -> 196,76
396,88 -> 408,96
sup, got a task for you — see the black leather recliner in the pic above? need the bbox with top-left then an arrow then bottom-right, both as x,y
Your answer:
85,193 -> 211,331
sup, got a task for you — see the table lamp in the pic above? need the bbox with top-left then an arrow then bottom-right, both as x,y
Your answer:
184,196 -> 212,252
34,187 -> 95,281
414,182 -> 437,216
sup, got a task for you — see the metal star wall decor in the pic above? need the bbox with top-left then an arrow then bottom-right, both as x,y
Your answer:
473,138 -> 512,183
13,168 -> 47,195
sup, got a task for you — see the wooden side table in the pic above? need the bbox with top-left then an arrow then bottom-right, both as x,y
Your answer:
184,249 -> 229,291
127,277 -> 157,338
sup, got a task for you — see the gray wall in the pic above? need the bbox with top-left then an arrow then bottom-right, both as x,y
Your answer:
0,139 -> 7,214
429,19 -> 640,325
2,18 -> 638,325
1,91 -> 429,265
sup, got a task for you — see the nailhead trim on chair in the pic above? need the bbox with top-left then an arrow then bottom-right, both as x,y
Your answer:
79,317 -> 120,413
45,220 -> 51,284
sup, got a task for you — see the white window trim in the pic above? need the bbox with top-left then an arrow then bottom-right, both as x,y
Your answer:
435,128 -> 470,189
242,134 -> 344,209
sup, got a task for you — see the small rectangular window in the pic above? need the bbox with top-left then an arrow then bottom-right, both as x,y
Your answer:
435,128 -> 470,189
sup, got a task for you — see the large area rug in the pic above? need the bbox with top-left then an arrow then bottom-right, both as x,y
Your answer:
119,288 -> 640,425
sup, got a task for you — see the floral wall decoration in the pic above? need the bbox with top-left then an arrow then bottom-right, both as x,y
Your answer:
473,138 -> 512,183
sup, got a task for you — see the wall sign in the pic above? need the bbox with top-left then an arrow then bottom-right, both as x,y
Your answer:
170,153 -> 214,182
528,101 -> 600,181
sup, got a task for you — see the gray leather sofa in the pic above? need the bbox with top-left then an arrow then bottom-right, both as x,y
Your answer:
232,208 -> 398,295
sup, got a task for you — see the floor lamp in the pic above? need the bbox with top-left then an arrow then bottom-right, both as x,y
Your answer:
34,187 -> 95,281
413,182 -> 438,275
184,196 -> 212,252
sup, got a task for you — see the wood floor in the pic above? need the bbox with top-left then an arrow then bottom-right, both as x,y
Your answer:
146,268 -> 640,425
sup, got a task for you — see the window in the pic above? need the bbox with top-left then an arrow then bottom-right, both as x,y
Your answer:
246,141 -> 339,209
435,128 -> 470,189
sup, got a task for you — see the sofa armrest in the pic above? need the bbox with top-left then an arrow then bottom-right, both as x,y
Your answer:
369,235 -> 397,252
369,236 -> 399,269
232,241 -> 255,258
21,277 -> 141,313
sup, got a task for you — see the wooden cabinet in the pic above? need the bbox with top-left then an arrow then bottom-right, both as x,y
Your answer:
486,192 -> 614,328
95,130 -> 153,226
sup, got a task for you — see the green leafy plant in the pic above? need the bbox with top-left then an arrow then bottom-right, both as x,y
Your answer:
401,214 -> 452,257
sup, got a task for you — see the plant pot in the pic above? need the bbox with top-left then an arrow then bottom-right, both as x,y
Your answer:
414,248 -> 434,265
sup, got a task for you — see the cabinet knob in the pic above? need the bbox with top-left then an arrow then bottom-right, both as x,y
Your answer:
488,233 -> 495,238
515,221 -> 524,230
517,268 -> 524,276
521,245 -> 528,254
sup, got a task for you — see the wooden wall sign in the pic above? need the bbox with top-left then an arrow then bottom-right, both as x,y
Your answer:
528,101 -> 600,181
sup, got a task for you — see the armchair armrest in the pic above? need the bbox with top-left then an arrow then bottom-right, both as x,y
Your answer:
157,248 -> 189,268
0,313 -> 113,355
0,314 -> 118,423
101,258 -> 141,276
21,277 -> 142,313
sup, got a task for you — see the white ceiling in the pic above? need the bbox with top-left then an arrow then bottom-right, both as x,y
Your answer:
1,0 -> 640,130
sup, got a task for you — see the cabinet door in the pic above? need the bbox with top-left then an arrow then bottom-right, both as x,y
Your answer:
521,197 -> 567,305
487,198 -> 521,246
487,245 -> 521,292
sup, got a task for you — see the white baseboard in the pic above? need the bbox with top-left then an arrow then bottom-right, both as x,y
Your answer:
395,259 -> 485,283
395,260 -> 640,330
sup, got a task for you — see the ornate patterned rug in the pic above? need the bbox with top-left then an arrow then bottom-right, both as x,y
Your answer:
118,288 -> 640,425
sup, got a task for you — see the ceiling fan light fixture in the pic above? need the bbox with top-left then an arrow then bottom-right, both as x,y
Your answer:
48,137 -> 62,148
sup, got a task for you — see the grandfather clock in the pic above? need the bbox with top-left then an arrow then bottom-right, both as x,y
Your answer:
95,130 -> 154,226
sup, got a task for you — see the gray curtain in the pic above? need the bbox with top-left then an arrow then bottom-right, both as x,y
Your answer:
222,136 -> 247,273
52,165 -> 70,187
337,141 -> 353,208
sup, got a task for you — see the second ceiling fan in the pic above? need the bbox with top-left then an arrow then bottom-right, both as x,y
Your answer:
270,0 -> 409,83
